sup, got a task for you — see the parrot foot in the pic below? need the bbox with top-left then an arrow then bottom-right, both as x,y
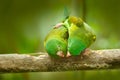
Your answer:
57,51 -> 65,57
66,51 -> 71,57
80,48 -> 91,59
82,48 -> 91,56
54,23 -> 64,29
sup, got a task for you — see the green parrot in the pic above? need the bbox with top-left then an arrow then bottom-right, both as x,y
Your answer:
63,16 -> 96,57
44,23 -> 68,57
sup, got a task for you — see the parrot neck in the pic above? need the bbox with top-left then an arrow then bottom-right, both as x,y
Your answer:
64,19 -> 70,28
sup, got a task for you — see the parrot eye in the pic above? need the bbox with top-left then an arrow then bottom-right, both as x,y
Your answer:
76,22 -> 83,27
76,18 -> 83,27
62,31 -> 69,40
93,35 -> 96,41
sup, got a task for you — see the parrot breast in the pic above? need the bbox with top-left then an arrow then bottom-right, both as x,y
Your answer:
45,38 -> 67,57
68,37 -> 86,55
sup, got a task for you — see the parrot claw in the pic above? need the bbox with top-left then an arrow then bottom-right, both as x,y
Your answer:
82,48 -> 91,56
66,51 -> 71,57
57,51 -> 65,57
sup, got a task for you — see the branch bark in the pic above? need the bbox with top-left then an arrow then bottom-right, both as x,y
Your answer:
0,49 -> 120,73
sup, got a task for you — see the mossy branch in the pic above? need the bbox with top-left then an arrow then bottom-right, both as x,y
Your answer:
0,49 -> 120,73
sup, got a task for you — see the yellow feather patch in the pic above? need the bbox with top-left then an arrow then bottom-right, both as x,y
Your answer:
69,24 -> 79,34
69,16 -> 83,26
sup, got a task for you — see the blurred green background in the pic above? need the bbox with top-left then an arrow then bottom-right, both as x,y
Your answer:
0,0 -> 120,80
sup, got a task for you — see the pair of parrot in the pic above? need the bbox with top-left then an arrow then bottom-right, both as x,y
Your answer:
44,16 -> 96,58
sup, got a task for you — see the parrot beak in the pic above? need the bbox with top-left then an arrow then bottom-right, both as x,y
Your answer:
66,51 -> 71,57
54,23 -> 64,29
57,51 -> 65,57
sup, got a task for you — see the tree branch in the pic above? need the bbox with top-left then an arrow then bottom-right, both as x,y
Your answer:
0,49 -> 120,73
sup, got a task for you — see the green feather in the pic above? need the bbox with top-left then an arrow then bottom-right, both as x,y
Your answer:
68,38 -> 86,55
63,6 -> 70,20
44,25 -> 68,57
